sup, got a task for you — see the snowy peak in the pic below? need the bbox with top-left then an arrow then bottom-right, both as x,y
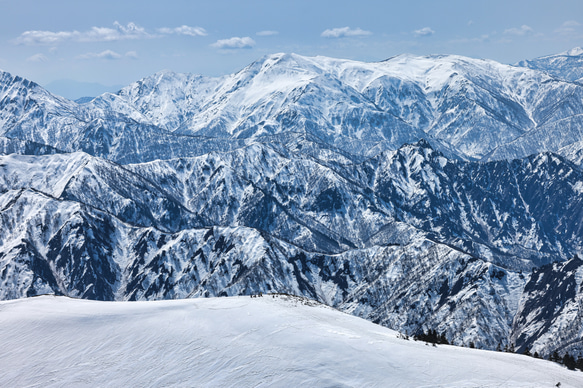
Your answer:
545,47 -> 583,58
564,47 -> 583,56
3,51 -> 583,164
516,47 -> 583,82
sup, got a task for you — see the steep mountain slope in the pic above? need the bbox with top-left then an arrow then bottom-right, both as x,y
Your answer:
2,143 -> 583,355
109,52 -> 583,162
125,140 -> 583,267
4,50 -> 583,165
0,70 -> 250,164
511,257 -> 583,355
112,50 -> 583,165
0,153 -> 200,232
516,47 -> 583,82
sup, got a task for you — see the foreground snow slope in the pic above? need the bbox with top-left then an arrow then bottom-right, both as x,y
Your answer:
1,296 -> 581,387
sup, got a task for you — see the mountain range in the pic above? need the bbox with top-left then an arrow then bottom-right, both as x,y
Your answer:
1,48 -> 583,359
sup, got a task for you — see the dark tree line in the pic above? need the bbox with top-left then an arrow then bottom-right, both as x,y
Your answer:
413,329 -> 449,345
511,345 -> 583,372
548,351 -> 583,371
407,327 -> 583,372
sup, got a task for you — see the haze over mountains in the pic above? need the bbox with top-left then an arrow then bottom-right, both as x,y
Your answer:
1,48 -> 583,359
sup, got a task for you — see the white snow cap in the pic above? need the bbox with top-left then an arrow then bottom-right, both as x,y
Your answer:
565,47 -> 583,56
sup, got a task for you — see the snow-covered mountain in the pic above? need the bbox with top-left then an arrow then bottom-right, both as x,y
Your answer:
517,47 -> 583,83
4,50 -> 583,164
0,70 -> 249,163
1,141 -> 583,356
110,52 -> 583,163
2,49 -> 583,360
3,296 -> 581,388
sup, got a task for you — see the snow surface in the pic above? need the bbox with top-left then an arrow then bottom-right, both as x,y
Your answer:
1,295 -> 581,387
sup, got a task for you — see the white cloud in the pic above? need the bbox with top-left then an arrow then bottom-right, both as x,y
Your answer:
321,27 -> 371,38
26,53 -> 48,63
449,34 -> 491,44
504,25 -> 534,36
555,20 -> 581,35
77,50 -> 123,60
211,36 -> 255,49
125,51 -> 139,59
256,30 -> 279,36
413,27 -> 435,37
16,30 -> 79,45
16,22 -> 209,46
158,25 -> 207,37
16,22 -> 151,45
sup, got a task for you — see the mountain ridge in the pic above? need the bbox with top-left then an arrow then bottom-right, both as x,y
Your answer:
2,49 -> 583,358
4,50 -> 583,165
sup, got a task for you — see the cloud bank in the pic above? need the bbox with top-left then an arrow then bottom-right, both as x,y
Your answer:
26,53 -> 48,63
555,20 -> 581,35
15,22 -> 206,45
16,22 -> 150,45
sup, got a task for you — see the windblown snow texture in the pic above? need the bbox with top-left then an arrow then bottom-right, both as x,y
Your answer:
2,296 -> 582,388
1,49 -> 583,358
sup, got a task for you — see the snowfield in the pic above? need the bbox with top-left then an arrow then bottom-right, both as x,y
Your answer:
1,295 -> 581,387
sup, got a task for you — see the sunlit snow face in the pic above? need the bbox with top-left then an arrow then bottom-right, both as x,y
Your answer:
2,295 -> 582,387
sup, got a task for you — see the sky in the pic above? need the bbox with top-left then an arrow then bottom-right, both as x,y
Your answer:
1,0 -> 582,99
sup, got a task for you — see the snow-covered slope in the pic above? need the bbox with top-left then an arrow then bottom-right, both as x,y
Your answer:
1,295 -> 581,388
108,52 -> 583,162
516,47 -> 583,82
0,69 -> 249,164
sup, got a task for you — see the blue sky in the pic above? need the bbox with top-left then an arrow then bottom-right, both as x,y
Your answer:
1,0 -> 582,99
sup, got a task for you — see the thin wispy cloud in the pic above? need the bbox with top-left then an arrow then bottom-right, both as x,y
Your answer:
26,53 -> 48,63
16,22 -> 151,45
450,34 -> 491,44
77,50 -> 123,60
555,20 -> 581,35
17,30 -> 78,45
158,25 -> 207,37
321,27 -> 371,38
504,25 -> 534,36
15,22 -> 207,45
256,30 -> 279,36
211,37 -> 255,49
76,50 -> 138,60
413,27 -> 435,37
